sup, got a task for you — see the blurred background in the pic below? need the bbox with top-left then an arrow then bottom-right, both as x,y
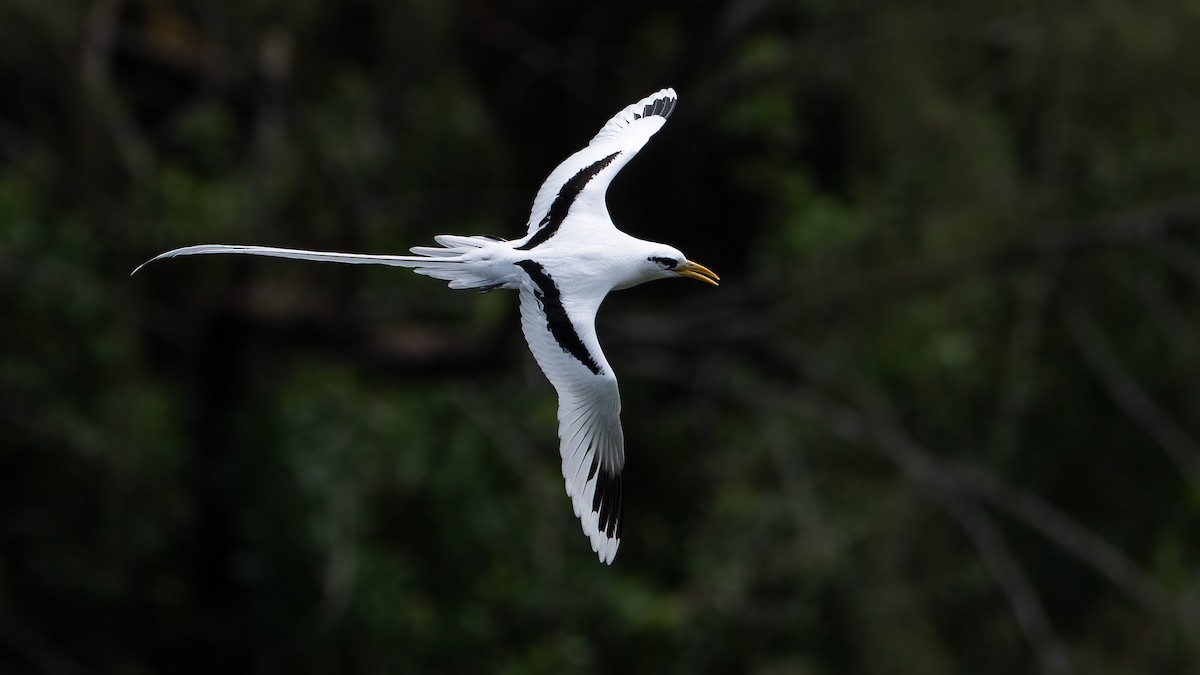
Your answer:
2,1 -> 1199,673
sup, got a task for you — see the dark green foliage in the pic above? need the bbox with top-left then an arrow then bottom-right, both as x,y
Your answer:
2,1 -> 1199,672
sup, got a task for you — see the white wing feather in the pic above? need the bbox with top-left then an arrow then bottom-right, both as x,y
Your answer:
522,88 -> 678,241
517,284 -> 625,564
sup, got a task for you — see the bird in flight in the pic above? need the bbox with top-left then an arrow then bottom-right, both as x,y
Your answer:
134,88 -> 719,564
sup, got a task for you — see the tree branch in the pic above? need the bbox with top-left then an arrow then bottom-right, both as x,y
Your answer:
948,463 -> 1173,617
1065,307 -> 1200,480
648,349 -> 1076,675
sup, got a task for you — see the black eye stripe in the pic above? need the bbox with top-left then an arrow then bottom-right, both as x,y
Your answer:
649,256 -> 678,270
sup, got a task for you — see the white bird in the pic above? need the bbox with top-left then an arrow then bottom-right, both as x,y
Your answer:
134,88 -> 719,564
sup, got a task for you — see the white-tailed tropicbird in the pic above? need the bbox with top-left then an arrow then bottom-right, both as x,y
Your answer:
133,88 -> 719,564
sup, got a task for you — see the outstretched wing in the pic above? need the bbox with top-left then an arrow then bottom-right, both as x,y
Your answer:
517,88 -> 678,251
514,260 -> 624,564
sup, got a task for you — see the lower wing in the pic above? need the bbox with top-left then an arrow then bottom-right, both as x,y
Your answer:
515,261 -> 625,564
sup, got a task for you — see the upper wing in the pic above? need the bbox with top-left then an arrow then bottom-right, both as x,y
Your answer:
517,88 -> 678,250
515,260 -> 624,564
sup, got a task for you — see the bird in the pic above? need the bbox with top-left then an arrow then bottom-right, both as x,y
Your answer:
133,88 -> 719,564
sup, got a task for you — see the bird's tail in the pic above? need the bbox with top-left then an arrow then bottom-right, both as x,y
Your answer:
131,235 -> 509,290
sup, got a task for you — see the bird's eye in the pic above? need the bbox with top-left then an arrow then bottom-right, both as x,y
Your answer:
650,256 -> 678,270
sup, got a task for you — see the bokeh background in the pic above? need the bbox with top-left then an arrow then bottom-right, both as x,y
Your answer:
3,1 -> 1199,673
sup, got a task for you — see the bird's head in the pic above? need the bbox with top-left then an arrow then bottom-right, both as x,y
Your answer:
630,244 -> 720,289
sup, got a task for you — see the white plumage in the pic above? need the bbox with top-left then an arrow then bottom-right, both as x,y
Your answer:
134,88 -> 719,564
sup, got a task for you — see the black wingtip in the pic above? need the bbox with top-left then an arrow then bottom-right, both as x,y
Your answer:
594,467 -> 623,540
639,92 -> 677,122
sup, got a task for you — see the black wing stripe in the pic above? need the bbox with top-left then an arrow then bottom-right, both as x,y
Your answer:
517,151 -> 622,251
515,260 -> 603,375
